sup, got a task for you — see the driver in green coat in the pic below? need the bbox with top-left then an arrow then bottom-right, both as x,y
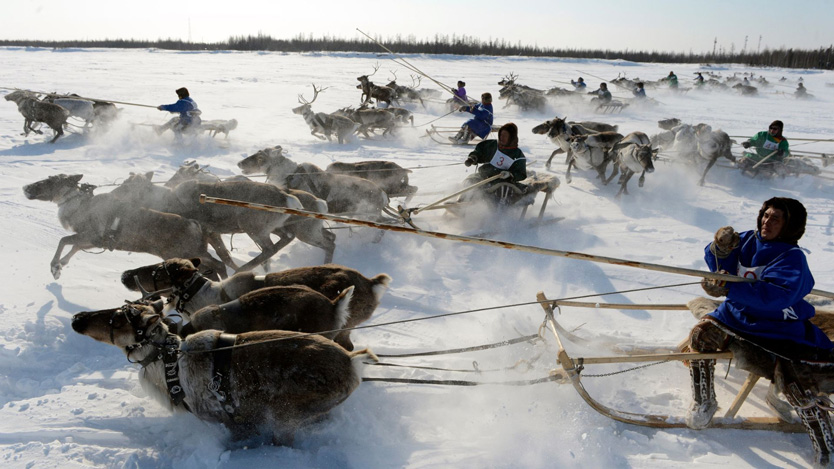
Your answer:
464,122 -> 527,185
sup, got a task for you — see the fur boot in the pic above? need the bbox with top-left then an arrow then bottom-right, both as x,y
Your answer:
778,361 -> 834,467
686,359 -> 718,429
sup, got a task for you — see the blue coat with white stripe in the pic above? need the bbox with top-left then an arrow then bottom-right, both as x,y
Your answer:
705,230 -> 832,350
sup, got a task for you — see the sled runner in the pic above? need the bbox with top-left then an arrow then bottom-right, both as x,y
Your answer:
396,171 -> 560,231
424,124 -> 498,145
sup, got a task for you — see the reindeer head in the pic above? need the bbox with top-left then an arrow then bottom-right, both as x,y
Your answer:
121,257 -> 201,294
292,84 -> 327,115
23,174 -> 85,201
237,145 -> 296,181
72,301 -> 166,349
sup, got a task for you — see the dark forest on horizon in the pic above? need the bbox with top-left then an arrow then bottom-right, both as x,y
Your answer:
2,34 -> 833,70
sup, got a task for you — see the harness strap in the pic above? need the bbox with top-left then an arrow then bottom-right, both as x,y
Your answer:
209,333 -> 238,419
175,273 -> 209,312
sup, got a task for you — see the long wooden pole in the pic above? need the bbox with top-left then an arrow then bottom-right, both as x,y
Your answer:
0,86 -> 158,108
199,194 -> 834,298
407,172 -> 507,216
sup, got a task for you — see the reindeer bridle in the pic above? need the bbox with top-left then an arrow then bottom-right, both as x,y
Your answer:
110,303 -> 156,346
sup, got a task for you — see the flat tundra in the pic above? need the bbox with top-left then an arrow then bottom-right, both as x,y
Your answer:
71,302 -> 376,446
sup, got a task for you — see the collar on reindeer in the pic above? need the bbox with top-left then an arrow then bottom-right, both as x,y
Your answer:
173,272 -> 209,312
208,333 -> 239,420
130,327 -> 188,408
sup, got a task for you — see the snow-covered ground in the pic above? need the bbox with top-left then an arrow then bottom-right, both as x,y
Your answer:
1,47 -> 833,468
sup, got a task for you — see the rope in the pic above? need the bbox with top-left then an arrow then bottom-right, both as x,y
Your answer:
376,334 -> 541,358
185,281 -> 701,355
0,86 -> 158,108
580,359 -> 672,378
413,109 -> 458,128
361,374 -> 559,387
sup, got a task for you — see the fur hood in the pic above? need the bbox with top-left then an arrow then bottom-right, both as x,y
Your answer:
757,196 -> 806,244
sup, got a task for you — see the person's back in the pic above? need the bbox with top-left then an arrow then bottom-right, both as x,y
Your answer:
157,87 -> 201,134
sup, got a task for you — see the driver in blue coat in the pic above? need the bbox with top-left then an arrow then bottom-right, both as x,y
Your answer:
155,87 -> 201,135
449,93 -> 493,144
685,197 -> 834,466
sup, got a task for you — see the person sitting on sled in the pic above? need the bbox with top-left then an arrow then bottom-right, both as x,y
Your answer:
738,120 -> 790,176
462,122 -> 526,192
665,71 -> 679,89
571,77 -> 587,90
795,82 -> 809,98
632,82 -> 647,99
694,72 -> 705,86
451,80 -> 468,106
155,87 -> 201,135
687,197 -> 834,466
588,82 -> 612,105
450,92 -> 493,144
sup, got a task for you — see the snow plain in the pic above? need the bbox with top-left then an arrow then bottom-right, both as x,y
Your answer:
1,47 -> 833,468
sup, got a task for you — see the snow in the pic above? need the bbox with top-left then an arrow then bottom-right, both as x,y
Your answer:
1,46 -> 833,468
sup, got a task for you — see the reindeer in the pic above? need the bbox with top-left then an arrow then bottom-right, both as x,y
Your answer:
71,302 -> 375,446
357,64 -> 396,107
326,160 -> 417,198
108,173 -> 316,272
121,257 -> 392,351
4,90 -> 69,143
497,73 -> 546,112
292,84 -> 358,144
334,104 -> 398,138
237,148 -> 391,221
566,131 -> 624,185
610,131 -> 656,197
532,117 -> 618,168
384,71 -> 425,107
695,127 -> 736,186
22,174 -> 227,280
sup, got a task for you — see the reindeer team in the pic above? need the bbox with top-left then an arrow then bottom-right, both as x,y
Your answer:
12,62 -> 809,450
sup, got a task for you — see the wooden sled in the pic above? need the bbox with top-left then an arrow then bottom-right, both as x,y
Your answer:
424,124 -> 498,146
536,291 -> 805,432
596,101 -> 629,114
199,119 -> 238,138
397,171 -> 560,231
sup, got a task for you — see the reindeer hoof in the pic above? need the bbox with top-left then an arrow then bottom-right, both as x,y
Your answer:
51,263 -> 62,280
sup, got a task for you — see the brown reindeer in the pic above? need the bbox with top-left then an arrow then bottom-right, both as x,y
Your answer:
357,64 -> 396,107
22,174 -> 227,280
121,257 -> 392,351
72,302 -> 375,446
5,90 -> 70,143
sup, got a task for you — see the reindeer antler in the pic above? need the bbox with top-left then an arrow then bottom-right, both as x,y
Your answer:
368,62 -> 380,77
410,74 -> 422,88
299,83 -> 328,105
389,70 -> 398,83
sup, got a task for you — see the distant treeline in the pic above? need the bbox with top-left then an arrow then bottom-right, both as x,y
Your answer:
2,34 -> 833,70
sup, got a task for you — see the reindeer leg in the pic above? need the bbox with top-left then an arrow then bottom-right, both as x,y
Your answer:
49,126 -> 63,143
50,234 -> 91,280
638,170 -> 646,188
616,172 -> 634,198
565,159 -> 574,184
699,158 -> 718,186
604,163 -> 620,185
546,149 -> 563,169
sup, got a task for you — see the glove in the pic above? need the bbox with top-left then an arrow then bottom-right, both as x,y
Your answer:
701,276 -> 729,297
776,149 -> 786,157
458,106 -> 467,112
741,141 -> 751,149
710,226 -> 739,258
464,157 -> 475,167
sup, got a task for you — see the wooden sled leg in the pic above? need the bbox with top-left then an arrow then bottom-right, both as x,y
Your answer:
724,373 -> 760,419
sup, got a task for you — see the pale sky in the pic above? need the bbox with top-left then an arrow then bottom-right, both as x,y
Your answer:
3,0 -> 833,54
